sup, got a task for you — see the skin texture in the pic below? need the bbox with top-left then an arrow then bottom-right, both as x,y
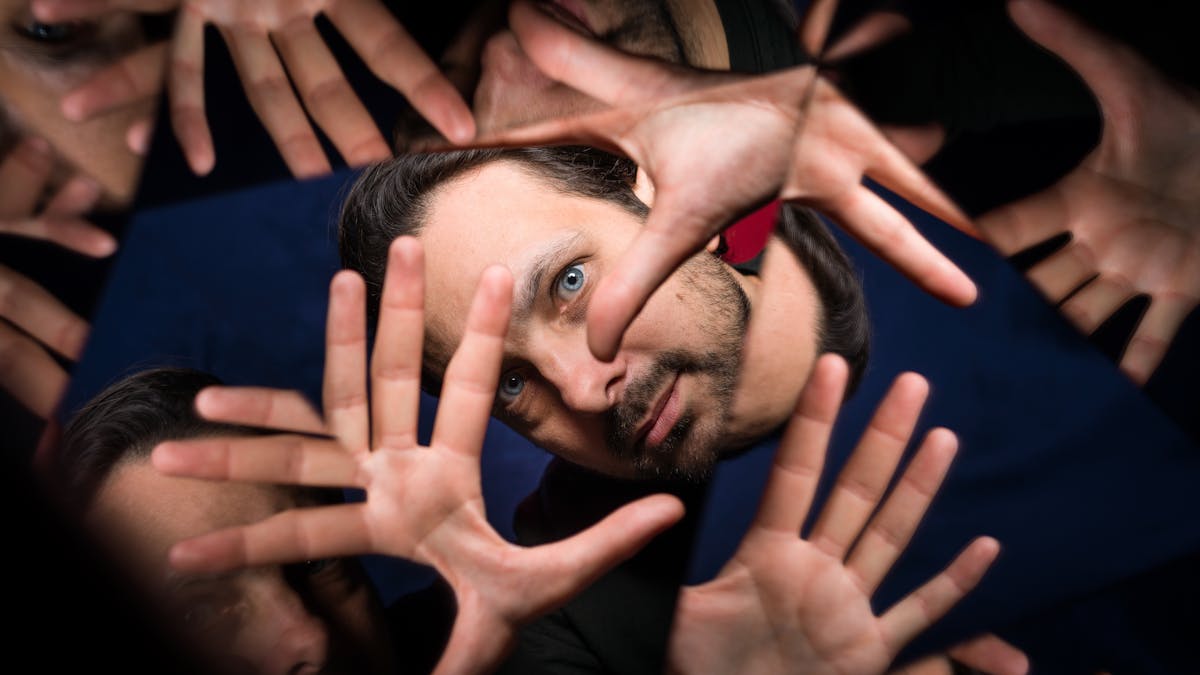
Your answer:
0,0 -> 151,207
470,0 -> 976,363
150,245 -> 686,675
416,161 -> 821,479
89,459 -> 396,675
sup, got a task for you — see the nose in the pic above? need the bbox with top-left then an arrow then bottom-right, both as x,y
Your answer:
260,589 -> 330,675
539,338 -> 626,413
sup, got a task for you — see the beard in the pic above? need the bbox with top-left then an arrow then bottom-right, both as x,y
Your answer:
604,252 -> 751,481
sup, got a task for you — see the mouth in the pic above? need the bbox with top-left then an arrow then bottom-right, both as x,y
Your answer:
634,372 -> 682,452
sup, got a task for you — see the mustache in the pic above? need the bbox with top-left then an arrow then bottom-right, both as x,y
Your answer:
605,351 -> 700,457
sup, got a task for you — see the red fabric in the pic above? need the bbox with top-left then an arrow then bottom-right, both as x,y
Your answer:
720,200 -> 780,264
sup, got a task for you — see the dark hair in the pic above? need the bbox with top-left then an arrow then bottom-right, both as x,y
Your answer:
338,146 -> 869,389
53,367 -> 261,512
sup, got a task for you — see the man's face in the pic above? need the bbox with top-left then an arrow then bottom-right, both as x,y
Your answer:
90,460 -> 395,675
472,0 -> 683,134
0,0 -> 151,207
421,161 -> 749,479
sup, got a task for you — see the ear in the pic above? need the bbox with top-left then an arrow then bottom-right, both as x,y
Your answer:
632,166 -> 656,207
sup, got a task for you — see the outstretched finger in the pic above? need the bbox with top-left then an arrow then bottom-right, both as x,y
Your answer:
586,204 -> 714,360
168,503 -> 373,574
1058,275 -> 1136,335
223,27 -> 330,178
1120,294 -> 1194,386
32,0 -> 179,22
947,634 -> 1030,675
0,216 -> 117,257
430,266 -> 513,456
169,4 -> 215,175
0,264 -> 90,358
0,138 -> 53,217
327,0 -> 474,144
808,371 -> 929,560
62,43 -> 167,122
272,19 -> 391,166
750,354 -> 848,535
879,537 -> 1001,655
152,435 -> 362,487
1024,242 -> 1096,303
508,0 -> 695,106
976,185 -> 1067,256
799,0 -> 840,59
525,493 -> 685,614
818,186 -> 977,307
371,238 -> 425,450
1007,0 -> 1147,123
0,321 -> 70,418
194,386 -> 325,433
323,271 -> 370,452
44,174 -> 102,216
846,427 -> 957,594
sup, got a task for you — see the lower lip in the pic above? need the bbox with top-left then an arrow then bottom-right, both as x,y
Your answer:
645,380 -> 682,450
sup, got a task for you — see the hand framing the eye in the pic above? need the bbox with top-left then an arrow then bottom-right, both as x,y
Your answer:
35,0 -> 476,178
666,355 -> 1015,675
151,237 -> 684,675
974,0 -> 1200,385
0,138 -> 116,418
470,0 -> 976,361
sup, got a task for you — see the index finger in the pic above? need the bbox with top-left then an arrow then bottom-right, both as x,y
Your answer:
326,0 -> 475,144
370,238 -> 425,450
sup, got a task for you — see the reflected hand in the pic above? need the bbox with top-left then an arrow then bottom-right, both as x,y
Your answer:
0,138 -> 116,418
151,238 -> 684,675
36,0 -> 476,177
667,356 -> 1002,675
889,634 -> 1028,675
477,0 -> 975,361
977,0 -> 1200,385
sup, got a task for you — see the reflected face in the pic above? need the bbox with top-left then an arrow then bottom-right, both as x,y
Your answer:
0,0 -> 152,207
421,161 -> 750,480
91,461 -> 395,675
472,0 -> 684,134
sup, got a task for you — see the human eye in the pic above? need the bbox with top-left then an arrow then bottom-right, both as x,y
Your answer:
497,370 -> 526,405
14,19 -> 88,44
553,262 -> 586,302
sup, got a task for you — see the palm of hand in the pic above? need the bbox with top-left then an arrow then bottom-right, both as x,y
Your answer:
978,0 -> 1200,383
676,532 -> 891,675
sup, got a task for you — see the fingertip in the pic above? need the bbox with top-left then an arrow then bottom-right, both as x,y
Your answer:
126,119 -> 154,157
61,92 -> 90,122
389,235 -> 424,265
189,149 -> 215,176
331,269 -> 366,298
85,230 -> 118,257
894,370 -> 931,398
169,539 -> 214,573
151,441 -> 187,474
924,426 -> 959,453
972,535 -> 1002,561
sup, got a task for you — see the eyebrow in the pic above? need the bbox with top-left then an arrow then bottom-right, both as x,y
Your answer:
512,232 -> 586,321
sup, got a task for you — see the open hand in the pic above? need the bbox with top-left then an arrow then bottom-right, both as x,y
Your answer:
667,355 -> 1005,675
977,0 -> 1200,385
151,238 -> 684,675
35,0 -> 476,177
472,0 -> 976,361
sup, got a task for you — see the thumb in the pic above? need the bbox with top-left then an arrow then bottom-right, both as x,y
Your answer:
527,494 -> 685,612
508,0 -> 694,105
1007,0 -> 1143,118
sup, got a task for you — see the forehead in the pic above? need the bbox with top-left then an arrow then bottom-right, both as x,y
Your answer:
91,459 -> 293,581
419,160 -> 641,353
